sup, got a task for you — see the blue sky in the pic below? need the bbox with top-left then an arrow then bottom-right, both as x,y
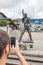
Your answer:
0,0 -> 43,19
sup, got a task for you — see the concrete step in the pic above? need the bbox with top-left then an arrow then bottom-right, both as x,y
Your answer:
7,54 -> 43,65
8,54 -> 43,63
6,63 -> 18,65
6,59 -> 20,65
6,50 -> 43,65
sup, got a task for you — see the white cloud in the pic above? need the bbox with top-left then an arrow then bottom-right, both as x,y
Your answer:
0,0 -> 43,19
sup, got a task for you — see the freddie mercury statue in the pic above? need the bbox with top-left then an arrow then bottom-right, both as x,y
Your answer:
19,9 -> 33,42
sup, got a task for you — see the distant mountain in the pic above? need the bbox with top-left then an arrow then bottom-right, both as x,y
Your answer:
30,19 -> 43,24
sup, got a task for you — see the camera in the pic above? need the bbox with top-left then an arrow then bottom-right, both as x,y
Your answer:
11,37 -> 16,47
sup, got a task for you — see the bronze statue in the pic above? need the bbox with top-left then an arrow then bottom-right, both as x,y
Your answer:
19,9 -> 33,42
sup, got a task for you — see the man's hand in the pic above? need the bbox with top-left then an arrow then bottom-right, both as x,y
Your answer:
11,40 -> 28,65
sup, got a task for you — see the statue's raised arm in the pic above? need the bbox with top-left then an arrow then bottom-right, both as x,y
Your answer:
22,9 -> 25,16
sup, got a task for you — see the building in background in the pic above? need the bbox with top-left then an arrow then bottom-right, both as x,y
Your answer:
0,12 -> 7,19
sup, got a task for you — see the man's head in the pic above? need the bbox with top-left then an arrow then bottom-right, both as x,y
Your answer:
0,30 -> 10,59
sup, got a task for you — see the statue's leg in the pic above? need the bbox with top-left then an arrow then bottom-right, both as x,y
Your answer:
19,29 -> 26,42
27,27 -> 33,41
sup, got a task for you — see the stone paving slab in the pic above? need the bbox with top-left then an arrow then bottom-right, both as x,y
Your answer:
10,50 -> 43,57
20,50 -> 43,57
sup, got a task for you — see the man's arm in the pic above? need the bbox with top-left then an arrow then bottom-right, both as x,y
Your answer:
12,40 -> 29,65
15,50 -> 28,65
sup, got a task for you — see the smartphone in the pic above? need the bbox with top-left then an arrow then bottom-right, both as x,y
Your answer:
11,37 -> 16,47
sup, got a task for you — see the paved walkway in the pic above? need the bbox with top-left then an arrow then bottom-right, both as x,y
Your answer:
20,50 -> 43,57
9,30 -> 43,51
9,30 -> 43,40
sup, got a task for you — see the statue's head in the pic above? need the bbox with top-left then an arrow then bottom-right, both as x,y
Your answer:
24,13 -> 27,17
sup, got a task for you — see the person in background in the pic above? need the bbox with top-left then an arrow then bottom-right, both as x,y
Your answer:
0,30 -> 28,65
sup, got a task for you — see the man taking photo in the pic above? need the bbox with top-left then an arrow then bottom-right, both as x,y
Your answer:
0,30 -> 28,65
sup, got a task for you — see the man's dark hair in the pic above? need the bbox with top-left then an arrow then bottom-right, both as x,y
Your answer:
0,30 -> 10,58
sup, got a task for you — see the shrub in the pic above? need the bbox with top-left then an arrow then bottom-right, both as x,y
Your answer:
40,28 -> 43,31
0,20 -> 8,26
